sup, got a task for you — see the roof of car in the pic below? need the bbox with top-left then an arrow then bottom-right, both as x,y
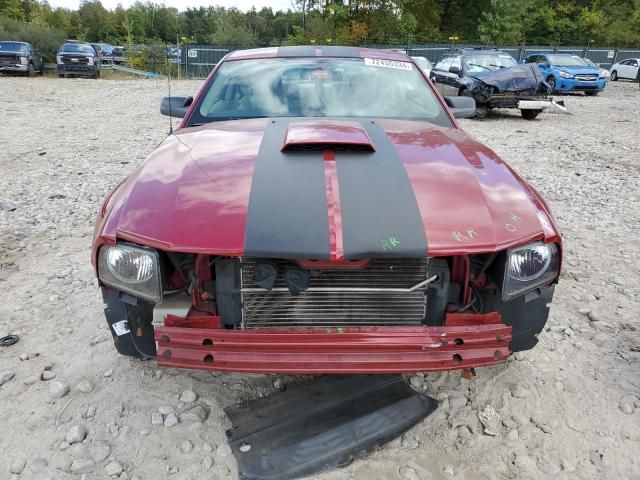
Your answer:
225,46 -> 411,62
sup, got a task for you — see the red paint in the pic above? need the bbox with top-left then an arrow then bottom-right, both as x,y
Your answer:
92,117 -> 561,268
323,154 -> 344,261
445,312 -> 502,326
282,120 -> 374,151
164,314 -> 221,329
154,323 -> 512,374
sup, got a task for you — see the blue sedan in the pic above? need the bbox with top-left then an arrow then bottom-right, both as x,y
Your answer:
523,53 -> 607,95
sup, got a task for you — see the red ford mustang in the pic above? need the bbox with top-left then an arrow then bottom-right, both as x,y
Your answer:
92,46 -> 562,374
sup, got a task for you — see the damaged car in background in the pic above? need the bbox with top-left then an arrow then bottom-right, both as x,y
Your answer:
92,46 -> 562,375
431,48 -> 556,119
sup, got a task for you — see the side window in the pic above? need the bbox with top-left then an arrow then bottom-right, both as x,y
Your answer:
631,60 -> 638,67
525,55 -> 537,64
451,56 -> 462,71
620,60 -> 629,65
435,57 -> 453,71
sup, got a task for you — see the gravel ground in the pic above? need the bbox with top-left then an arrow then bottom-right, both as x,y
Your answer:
1,76 -> 639,480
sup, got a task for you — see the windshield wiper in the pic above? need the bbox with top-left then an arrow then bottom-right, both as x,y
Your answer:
467,63 -> 492,71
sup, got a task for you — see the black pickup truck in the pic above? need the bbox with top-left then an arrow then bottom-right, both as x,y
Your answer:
0,41 -> 43,76
57,43 -> 100,79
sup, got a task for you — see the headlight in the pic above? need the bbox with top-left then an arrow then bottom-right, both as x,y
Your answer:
88,56 -> 95,65
559,71 -> 573,79
98,244 -> 162,303
56,55 -> 62,64
502,242 -> 560,301
20,56 -> 28,65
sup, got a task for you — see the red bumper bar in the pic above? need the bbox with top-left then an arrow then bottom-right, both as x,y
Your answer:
154,324 -> 512,374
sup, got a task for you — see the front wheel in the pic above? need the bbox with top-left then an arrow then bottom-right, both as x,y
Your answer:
585,91 -> 599,96
546,76 -> 556,93
521,109 -> 542,120
27,63 -> 35,77
610,70 -> 618,81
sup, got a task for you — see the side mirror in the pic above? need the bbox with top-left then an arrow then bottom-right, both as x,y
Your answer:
444,96 -> 476,119
449,65 -> 460,75
160,96 -> 193,118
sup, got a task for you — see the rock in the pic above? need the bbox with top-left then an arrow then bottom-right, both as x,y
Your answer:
49,380 -> 70,399
154,370 -> 163,380
202,456 -> 214,470
564,327 -> 575,337
0,371 -> 15,386
239,443 -> 252,453
273,378 -> 285,391
409,376 -> 424,389
85,406 -> 97,418
60,441 -> 70,450
620,402 -> 634,414
399,466 -> 419,480
401,434 -> 419,449
23,374 -> 40,385
66,424 -> 87,444
578,308 -> 591,316
105,461 -> 124,476
104,369 -> 113,377
588,311 -> 603,322
0,201 -> 17,211
179,390 -> 197,403
71,459 -> 96,474
561,459 -> 576,472
179,405 -> 208,423
30,458 -> 49,473
90,440 -> 111,462
139,429 -> 150,436
449,395 -> 467,410
151,412 -> 164,425
180,440 -> 194,453
76,379 -> 94,393
511,384 -> 529,399
549,325 -> 568,333
478,405 -> 502,436
10,458 -> 26,474
203,442 -> 213,452
507,429 -> 519,441
158,405 -> 174,415
216,443 -> 232,458
164,413 -> 178,427
41,370 -> 56,381
442,464 -> 455,476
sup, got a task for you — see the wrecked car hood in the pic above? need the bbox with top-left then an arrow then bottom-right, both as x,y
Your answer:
468,64 -> 545,92
96,118 -> 559,259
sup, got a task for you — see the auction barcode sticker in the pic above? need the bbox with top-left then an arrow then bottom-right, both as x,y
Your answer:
364,58 -> 413,71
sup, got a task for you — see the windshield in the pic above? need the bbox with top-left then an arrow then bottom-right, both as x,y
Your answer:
0,42 -> 28,52
548,55 -> 587,67
61,44 -> 95,54
190,57 -> 452,127
463,53 -> 518,73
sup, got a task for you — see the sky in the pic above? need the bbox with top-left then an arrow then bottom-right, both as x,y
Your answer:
46,0 -> 297,11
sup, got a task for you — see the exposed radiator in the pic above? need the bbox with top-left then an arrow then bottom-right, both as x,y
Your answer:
241,258 -> 429,328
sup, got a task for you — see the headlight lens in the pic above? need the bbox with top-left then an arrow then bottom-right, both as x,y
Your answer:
56,55 -> 62,64
559,71 -> 573,79
98,244 -> 161,303
20,56 -> 28,65
502,242 -> 560,301
88,56 -> 94,65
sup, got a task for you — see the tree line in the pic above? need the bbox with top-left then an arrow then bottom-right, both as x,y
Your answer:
1,0 -> 639,60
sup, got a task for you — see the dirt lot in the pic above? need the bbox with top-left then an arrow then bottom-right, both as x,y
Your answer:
1,76 -> 639,480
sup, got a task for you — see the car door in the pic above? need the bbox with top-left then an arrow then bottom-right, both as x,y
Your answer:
443,56 -> 462,96
430,57 -> 453,96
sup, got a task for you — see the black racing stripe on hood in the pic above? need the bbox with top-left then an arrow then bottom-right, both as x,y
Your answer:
336,120 -> 428,259
244,119 -> 331,259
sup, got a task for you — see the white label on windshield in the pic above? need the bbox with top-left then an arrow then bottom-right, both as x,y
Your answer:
364,57 -> 413,71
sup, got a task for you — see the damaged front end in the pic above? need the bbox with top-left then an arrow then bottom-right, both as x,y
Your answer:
467,64 -> 552,111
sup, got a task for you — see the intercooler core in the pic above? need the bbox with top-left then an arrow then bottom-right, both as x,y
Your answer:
240,258 -> 429,328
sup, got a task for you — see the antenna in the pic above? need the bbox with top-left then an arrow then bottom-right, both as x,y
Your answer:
166,43 -> 173,135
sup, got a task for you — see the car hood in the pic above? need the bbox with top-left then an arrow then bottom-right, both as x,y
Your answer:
553,65 -> 600,75
99,118 -> 559,258
467,64 -> 543,92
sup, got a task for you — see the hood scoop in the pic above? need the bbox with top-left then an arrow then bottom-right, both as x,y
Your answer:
281,120 -> 375,152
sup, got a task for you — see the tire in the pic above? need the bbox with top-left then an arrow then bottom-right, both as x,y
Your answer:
58,73 -> 64,78
93,69 -> 100,79
610,70 -> 618,81
27,63 -> 35,77
546,76 -> 556,93
521,109 -> 541,120
584,91 -> 599,96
